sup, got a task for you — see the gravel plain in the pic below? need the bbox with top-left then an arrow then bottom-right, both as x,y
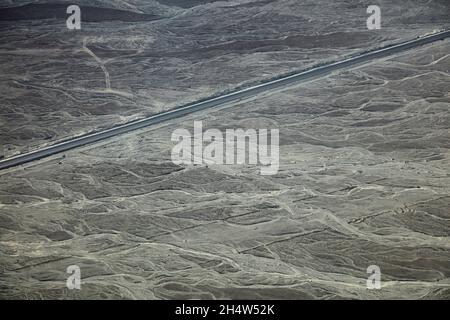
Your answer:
1,0 -> 449,300
1,33 -> 449,298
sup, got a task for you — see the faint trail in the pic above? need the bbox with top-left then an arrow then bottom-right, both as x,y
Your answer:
82,38 -> 111,91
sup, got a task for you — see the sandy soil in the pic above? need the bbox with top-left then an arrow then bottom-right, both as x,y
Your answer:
0,0 -> 449,158
0,37 -> 449,299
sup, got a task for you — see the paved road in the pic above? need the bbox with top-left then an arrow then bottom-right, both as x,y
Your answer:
1,30 -> 449,171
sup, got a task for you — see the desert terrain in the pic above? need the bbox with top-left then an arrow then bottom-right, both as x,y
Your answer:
0,0 -> 449,299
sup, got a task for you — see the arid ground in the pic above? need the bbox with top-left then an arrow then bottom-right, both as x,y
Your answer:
0,0 -> 449,299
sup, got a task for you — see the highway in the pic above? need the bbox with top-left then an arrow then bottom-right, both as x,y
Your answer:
1,29 -> 449,171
